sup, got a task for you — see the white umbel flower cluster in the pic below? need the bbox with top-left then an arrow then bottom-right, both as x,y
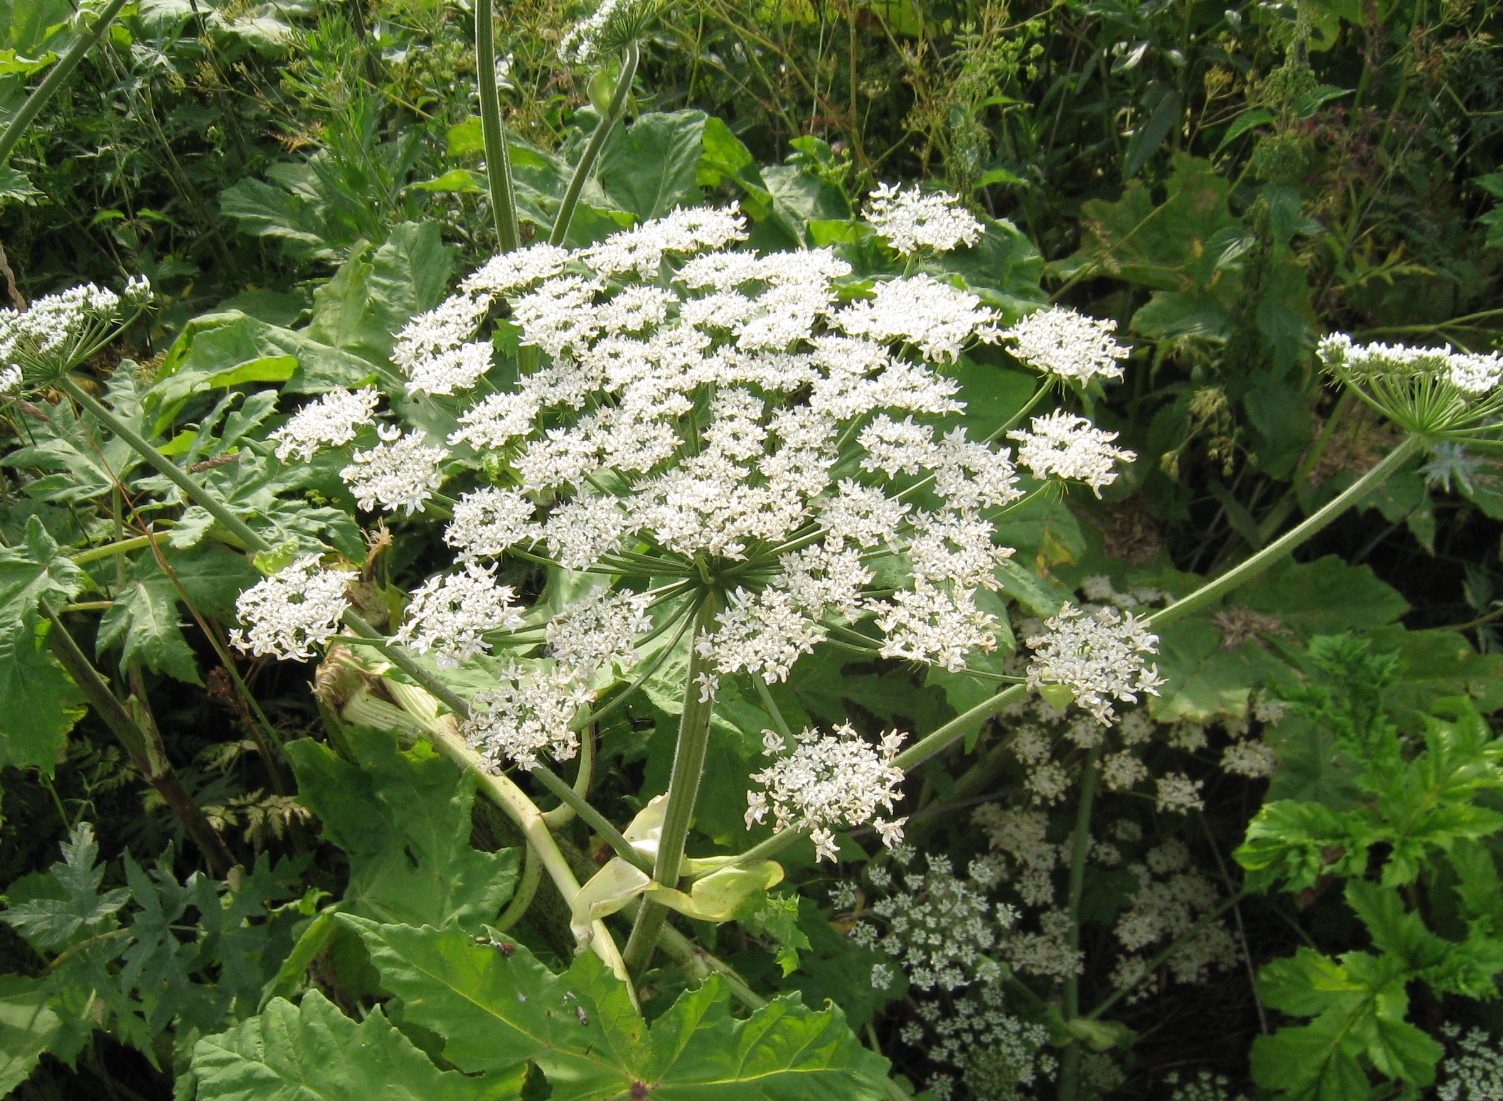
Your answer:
232,204 -> 1145,771
1010,410 -> 1135,496
866,854 -> 1000,990
394,562 -> 524,668
270,387 -> 380,463
746,724 -> 907,862
229,555 -> 354,661
557,0 -> 654,63
0,277 -> 150,383
862,183 -> 984,255
340,426 -> 447,515
1319,332 -> 1503,396
461,664 -> 594,770
1001,307 -> 1130,384
546,587 -> 653,675
1025,602 -> 1163,722
1439,1025 -> 1503,1101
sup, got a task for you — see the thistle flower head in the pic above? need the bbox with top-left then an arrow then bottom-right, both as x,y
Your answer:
1319,332 -> 1503,440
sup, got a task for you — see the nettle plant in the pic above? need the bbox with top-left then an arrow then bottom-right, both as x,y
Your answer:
4,7 -> 1503,1101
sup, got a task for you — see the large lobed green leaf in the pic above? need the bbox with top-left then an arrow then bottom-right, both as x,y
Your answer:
193,990 -> 510,1101
285,726 -> 517,931
341,915 -> 893,1100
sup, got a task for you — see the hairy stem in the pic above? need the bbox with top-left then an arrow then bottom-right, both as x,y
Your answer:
549,42 -> 640,247
622,596 -> 720,976
1057,743 -> 1102,1101
57,376 -> 272,554
0,0 -> 131,167
474,0 -> 520,252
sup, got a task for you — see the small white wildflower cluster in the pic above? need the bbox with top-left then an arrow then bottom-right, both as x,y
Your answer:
1006,577 -> 1270,804
460,590 -> 659,769
270,387 -> 380,463
969,804 -> 1083,981
971,804 -> 1237,998
853,854 -> 1006,990
1025,601 -> 1162,723
229,555 -> 355,661
747,724 -> 906,862
1009,410 -> 1135,496
0,277 -> 150,384
1000,306 -> 1130,385
861,184 -> 984,255
906,985 -> 1055,1101
1108,839 -> 1238,1001
1439,1025 -> 1503,1101
462,664 -> 595,771
1078,572 -> 1167,611
851,852 -> 1054,1100
557,0 -> 658,63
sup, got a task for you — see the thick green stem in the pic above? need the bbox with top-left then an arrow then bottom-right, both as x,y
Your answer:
495,843 -> 543,932
0,0 -> 131,167
1057,744 -> 1102,1101
530,762 -> 653,874
1145,433 -> 1423,630
541,722 -> 594,827
475,0 -> 520,253
70,534 -> 153,565
549,42 -> 639,247
622,596 -> 720,975
57,376 -> 271,554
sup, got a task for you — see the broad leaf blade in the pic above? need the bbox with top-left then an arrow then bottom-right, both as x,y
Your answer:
192,991 -> 504,1101
286,727 -> 517,931
343,918 -> 892,1101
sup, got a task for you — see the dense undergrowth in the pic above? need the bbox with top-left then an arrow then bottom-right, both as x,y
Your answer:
0,0 -> 1501,1099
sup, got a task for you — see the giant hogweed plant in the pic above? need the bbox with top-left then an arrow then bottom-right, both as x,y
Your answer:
1,6 -> 1503,1100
